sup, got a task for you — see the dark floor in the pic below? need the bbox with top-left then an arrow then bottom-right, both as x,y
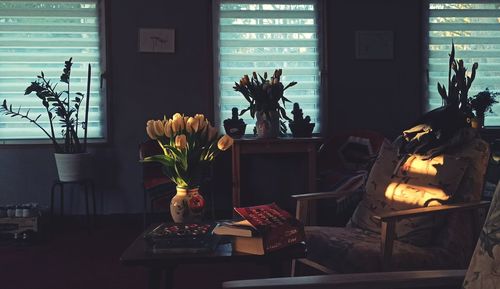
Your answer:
0,215 -> 279,289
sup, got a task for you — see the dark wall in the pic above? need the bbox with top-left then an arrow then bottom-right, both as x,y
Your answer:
0,0 -> 424,214
327,0 -> 423,138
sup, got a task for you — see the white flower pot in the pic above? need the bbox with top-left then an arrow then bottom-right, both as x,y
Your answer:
54,152 -> 91,182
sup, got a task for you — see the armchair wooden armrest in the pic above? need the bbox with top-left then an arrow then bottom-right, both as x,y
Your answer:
376,201 -> 490,270
223,269 -> 466,289
291,190 -> 357,201
373,201 -> 491,222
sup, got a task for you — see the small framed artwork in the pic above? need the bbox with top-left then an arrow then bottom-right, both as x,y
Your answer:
139,28 -> 175,53
355,30 -> 394,60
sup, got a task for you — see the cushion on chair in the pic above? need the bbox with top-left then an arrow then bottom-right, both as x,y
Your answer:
305,226 -> 465,273
444,136 -> 490,202
348,140 -> 470,246
433,137 -> 490,264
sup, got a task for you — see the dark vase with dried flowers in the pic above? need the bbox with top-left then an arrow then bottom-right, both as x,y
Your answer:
233,69 -> 296,138
469,88 -> 499,128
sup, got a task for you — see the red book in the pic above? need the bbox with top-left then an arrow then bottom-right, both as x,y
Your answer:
232,203 -> 305,255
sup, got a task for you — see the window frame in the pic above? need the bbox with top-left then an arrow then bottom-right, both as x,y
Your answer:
212,0 -> 326,136
0,0 -> 111,146
423,0 -> 500,134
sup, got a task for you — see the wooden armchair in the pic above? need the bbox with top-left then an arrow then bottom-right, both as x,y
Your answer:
292,137 -> 491,274
293,189 -> 489,272
222,180 -> 500,289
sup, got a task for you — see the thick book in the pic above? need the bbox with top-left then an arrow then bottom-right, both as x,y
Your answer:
144,223 -> 220,254
231,203 -> 305,255
213,219 -> 255,237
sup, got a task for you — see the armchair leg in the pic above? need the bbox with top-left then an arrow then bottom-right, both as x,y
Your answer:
381,220 -> 396,271
291,259 -> 297,277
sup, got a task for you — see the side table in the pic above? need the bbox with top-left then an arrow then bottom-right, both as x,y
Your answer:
50,179 -> 96,228
231,137 -> 323,207
120,224 -> 306,289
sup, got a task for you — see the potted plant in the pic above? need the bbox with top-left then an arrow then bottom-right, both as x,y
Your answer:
469,88 -> 499,128
288,103 -> 315,137
233,69 -> 297,138
223,107 -> 246,138
143,113 -> 233,223
0,58 -> 92,182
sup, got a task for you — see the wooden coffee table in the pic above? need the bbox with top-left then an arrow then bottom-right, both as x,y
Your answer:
120,225 -> 306,289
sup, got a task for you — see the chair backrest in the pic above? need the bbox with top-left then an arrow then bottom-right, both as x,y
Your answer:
139,140 -> 171,190
349,134 -> 490,250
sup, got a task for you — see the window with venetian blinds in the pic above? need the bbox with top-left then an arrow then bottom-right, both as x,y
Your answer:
0,0 -> 106,142
214,0 -> 321,133
428,1 -> 500,126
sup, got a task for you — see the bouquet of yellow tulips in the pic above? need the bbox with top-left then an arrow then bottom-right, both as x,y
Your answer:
144,113 -> 234,189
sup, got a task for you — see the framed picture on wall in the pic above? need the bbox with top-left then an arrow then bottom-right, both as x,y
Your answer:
355,30 -> 394,60
138,28 -> 175,53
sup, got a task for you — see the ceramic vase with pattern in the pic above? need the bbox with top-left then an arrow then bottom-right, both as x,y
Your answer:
170,187 -> 205,223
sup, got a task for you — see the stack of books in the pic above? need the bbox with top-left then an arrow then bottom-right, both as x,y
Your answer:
213,203 -> 305,255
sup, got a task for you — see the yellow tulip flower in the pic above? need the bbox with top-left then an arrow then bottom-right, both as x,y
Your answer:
187,117 -> 199,133
146,120 -> 157,140
153,120 -> 164,137
172,115 -> 184,134
175,134 -> 187,150
217,135 -> 234,151
194,114 -> 205,129
164,119 -> 173,138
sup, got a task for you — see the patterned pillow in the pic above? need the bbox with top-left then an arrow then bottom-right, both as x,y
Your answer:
348,141 -> 469,246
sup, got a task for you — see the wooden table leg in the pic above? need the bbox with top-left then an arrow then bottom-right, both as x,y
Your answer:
163,267 -> 175,289
307,143 -> 317,193
148,268 -> 162,289
231,144 -> 241,208
307,143 -> 317,225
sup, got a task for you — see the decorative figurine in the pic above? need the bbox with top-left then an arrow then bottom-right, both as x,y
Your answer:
288,103 -> 315,137
223,107 -> 247,138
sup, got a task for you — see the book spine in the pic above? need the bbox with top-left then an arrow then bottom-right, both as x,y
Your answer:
264,227 -> 305,253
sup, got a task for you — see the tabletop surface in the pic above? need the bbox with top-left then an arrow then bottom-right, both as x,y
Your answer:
120,224 -> 306,267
